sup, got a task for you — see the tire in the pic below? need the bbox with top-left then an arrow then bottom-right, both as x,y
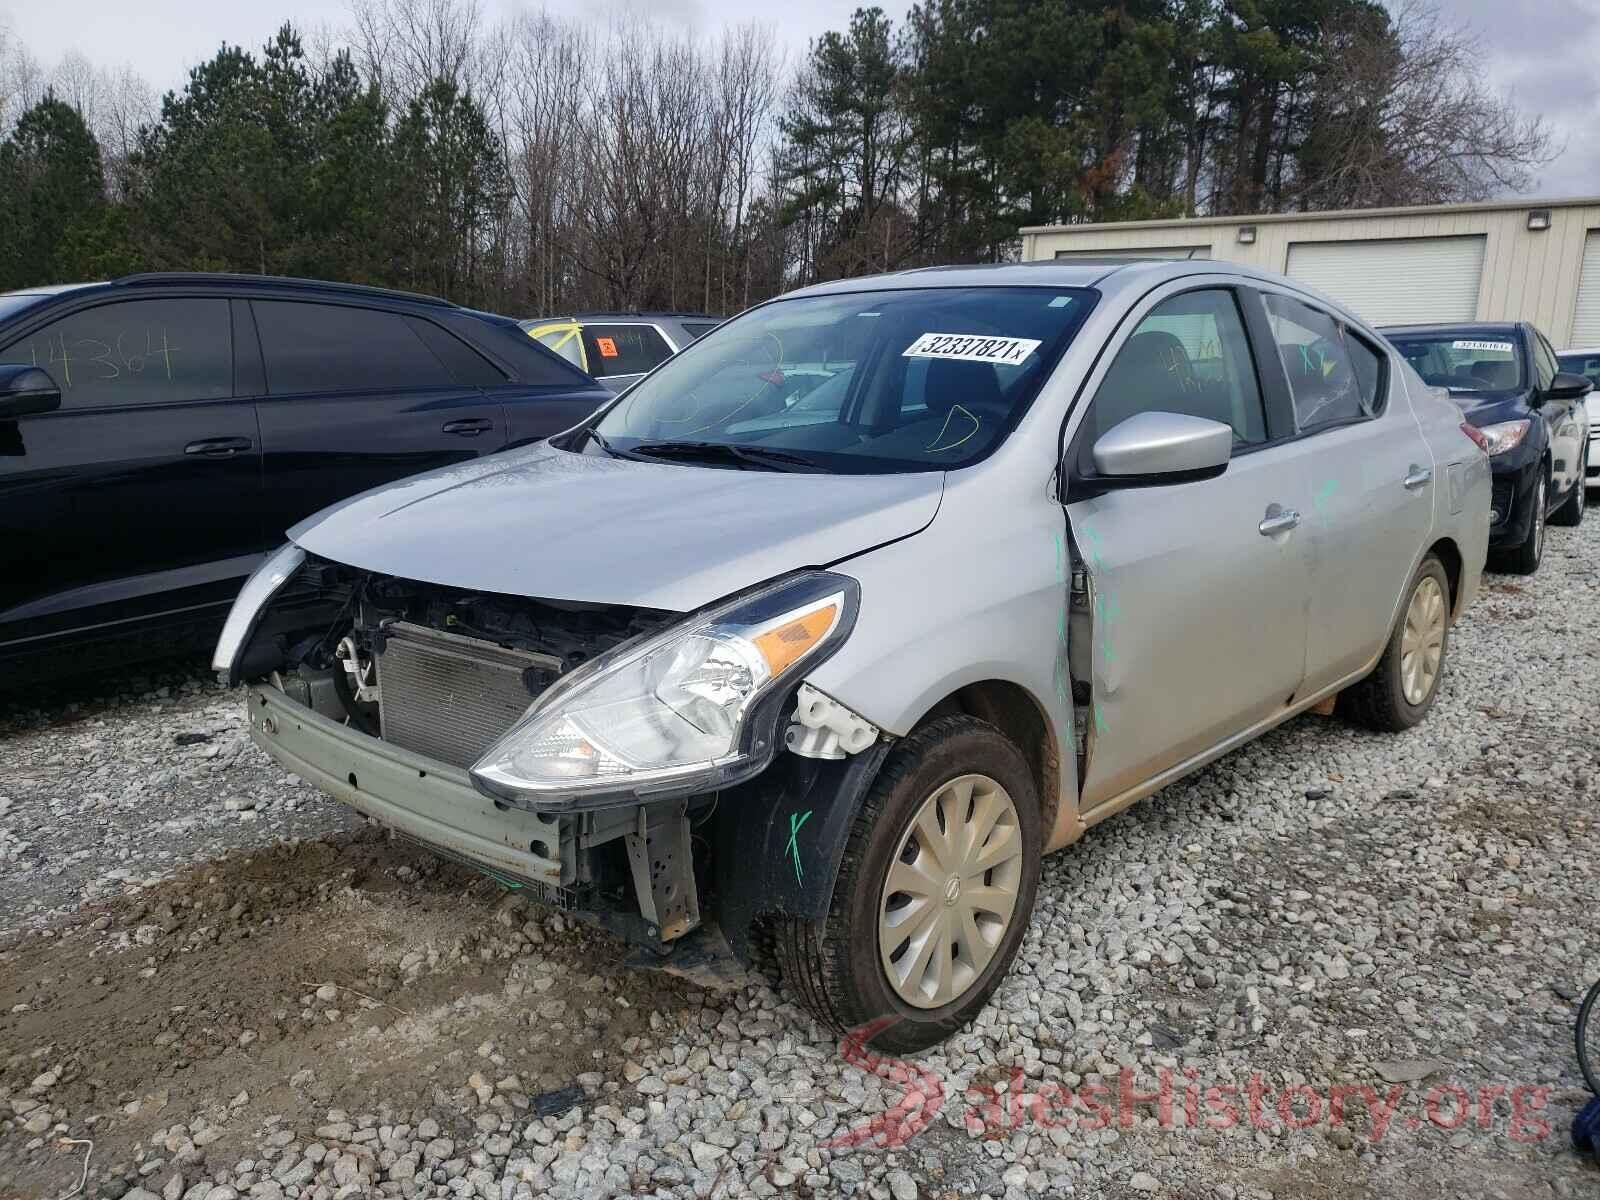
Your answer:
1552,450 -> 1587,526
1339,554 -> 1450,732
775,715 -> 1041,1054
1492,470 -> 1546,576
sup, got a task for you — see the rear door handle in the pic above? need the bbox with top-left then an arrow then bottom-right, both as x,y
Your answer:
1403,465 -> 1433,490
1258,507 -> 1301,536
184,437 -> 253,458
442,418 -> 494,437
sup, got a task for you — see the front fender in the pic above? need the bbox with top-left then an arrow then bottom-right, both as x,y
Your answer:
711,745 -> 891,963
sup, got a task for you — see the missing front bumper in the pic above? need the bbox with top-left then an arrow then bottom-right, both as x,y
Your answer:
248,684 -> 570,889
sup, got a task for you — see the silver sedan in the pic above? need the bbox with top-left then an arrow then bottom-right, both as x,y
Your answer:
217,259 -> 1490,1051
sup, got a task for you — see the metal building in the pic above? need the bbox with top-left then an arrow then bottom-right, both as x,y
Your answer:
1020,196 -> 1600,348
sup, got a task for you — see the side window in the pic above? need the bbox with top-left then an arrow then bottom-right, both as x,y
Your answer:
680,321 -> 721,341
1089,288 -> 1267,446
581,324 -> 672,377
1261,294 -> 1382,433
532,326 -> 585,369
1533,332 -> 1559,390
253,301 -> 454,395
0,299 -> 231,409
405,317 -> 506,387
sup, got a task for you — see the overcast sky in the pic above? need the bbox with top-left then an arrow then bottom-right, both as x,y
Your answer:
8,0 -> 1595,199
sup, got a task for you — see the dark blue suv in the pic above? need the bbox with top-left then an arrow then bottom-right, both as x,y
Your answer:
1383,321 -> 1591,574
0,273 -> 610,683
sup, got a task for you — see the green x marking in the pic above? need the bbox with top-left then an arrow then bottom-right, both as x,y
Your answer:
786,810 -> 813,885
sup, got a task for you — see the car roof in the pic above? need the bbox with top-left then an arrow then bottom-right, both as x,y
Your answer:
6,273 -> 457,309
782,257 -> 1361,309
527,312 -> 723,323
1380,321 -> 1522,338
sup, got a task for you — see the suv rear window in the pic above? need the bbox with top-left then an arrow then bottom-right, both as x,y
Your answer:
254,301 -> 455,395
582,324 -> 672,377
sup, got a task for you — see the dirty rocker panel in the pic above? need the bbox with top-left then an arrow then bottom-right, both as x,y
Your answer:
248,683 -> 568,888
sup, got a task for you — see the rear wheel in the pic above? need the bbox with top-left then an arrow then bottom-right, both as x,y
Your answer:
1339,554 -> 1450,732
775,716 -> 1041,1054
1552,450 -> 1587,526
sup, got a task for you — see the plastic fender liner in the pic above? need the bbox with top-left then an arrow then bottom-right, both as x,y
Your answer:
711,741 -> 892,964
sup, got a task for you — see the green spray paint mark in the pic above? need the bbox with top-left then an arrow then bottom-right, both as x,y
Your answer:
785,810 -> 813,885
1313,479 -> 1338,513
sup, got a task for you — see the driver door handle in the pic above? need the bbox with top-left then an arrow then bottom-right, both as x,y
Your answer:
184,436 -> 253,458
1258,508 -> 1301,536
1403,466 -> 1433,490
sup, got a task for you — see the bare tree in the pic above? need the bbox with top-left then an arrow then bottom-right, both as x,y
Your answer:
1294,0 -> 1555,210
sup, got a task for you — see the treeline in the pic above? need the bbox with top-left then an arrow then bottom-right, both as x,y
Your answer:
0,0 -> 1552,316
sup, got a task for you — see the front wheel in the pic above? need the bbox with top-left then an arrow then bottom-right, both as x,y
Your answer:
1493,471 -> 1546,575
1339,554 -> 1450,732
775,716 -> 1041,1054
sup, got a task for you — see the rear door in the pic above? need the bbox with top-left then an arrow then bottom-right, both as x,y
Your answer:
248,299 -> 508,540
580,322 -> 675,392
1253,288 -> 1434,692
0,295 -> 256,647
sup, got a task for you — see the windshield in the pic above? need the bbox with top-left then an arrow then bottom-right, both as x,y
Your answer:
1558,351 -> 1600,389
1387,331 -> 1523,393
589,286 -> 1094,473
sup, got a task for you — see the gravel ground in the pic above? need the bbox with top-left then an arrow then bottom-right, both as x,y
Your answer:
3,519 -> 1600,1200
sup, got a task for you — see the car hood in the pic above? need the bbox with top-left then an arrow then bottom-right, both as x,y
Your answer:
288,442 -> 944,611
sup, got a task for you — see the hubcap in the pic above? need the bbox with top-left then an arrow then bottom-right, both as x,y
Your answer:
1400,575 -> 1446,706
878,774 -> 1024,1009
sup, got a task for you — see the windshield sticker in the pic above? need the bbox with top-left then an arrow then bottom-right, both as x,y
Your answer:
1451,339 -> 1513,354
594,336 -> 619,358
903,332 -> 1042,365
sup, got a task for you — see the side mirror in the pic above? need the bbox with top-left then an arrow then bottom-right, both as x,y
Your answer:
1088,411 -> 1233,486
0,364 -> 61,419
1547,371 -> 1593,402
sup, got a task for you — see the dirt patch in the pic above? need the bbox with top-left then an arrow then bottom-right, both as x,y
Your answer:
0,830 -> 695,1194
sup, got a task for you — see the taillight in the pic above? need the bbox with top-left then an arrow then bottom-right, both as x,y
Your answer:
1460,421 -> 1491,453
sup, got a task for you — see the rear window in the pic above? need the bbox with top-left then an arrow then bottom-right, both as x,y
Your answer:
582,324 -> 672,377
679,321 -> 721,341
254,301 -> 454,395
1388,331 -> 1523,393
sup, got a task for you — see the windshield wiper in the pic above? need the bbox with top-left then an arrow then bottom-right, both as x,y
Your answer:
627,441 -> 823,472
585,426 -> 623,458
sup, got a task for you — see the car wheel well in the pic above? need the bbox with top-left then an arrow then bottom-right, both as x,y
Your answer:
1426,537 -> 1462,619
910,680 -> 1059,839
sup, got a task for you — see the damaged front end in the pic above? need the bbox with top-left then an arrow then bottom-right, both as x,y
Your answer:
219,550 -> 883,973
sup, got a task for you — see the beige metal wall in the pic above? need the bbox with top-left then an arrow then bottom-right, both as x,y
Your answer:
1021,200 -> 1600,348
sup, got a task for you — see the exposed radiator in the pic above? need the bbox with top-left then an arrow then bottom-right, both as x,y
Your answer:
376,622 -> 561,769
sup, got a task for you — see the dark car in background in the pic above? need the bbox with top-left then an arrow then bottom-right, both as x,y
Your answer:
1383,321 -> 1590,574
520,312 -> 722,393
1555,346 -> 1600,489
0,273 -> 611,684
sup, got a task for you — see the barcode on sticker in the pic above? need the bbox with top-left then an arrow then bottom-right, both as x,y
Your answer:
1451,340 -> 1513,353
903,332 -> 1042,365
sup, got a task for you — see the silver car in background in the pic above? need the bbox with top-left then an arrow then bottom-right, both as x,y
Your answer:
216,260 -> 1489,1051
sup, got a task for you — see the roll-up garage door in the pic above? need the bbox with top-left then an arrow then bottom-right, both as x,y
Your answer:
1286,236 -> 1484,325
1568,231 -> 1600,346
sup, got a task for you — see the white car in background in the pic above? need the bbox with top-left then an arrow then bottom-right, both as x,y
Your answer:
1557,347 -> 1600,487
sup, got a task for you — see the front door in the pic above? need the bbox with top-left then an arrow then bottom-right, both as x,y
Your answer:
1063,285 -> 1313,811
0,295 -> 258,646
246,299 -> 508,540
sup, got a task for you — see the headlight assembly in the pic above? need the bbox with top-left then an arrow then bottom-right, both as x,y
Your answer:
1478,418 -> 1531,456
470,571 -> 859,811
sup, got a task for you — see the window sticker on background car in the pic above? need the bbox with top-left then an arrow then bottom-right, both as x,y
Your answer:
595,337 -> 619,358
902,332 -> 1042,365
1452,339 -> 1514,354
